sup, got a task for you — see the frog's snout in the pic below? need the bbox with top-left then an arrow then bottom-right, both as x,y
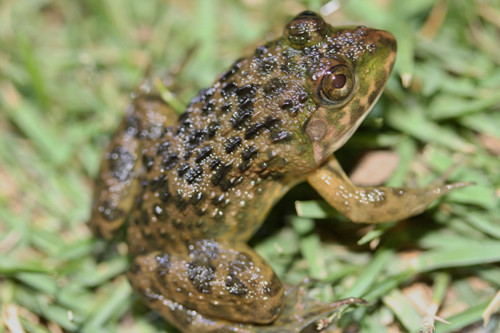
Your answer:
362,29 -> 397,75
375,30 -> 397,53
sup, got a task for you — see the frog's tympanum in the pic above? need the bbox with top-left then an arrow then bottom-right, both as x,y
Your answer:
90,11 -> 467,333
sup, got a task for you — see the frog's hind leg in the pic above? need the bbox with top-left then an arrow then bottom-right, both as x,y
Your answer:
89,83 -> 179,239
307,156 -> 472,223
127,239 -> 286,332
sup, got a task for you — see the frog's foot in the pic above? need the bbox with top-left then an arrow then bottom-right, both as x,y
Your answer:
253,285 -> 367,333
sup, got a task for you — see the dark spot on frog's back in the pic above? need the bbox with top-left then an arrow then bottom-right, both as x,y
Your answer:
263,78 -> 286,98
271,130 -> 293,143
298,91 -> 308,103
280,99 -> 293,110
177,113 -> 193,134
225,274 -> 248,295
184,165 -> 203,184
232,103 -> 253,128
221,102 -> 232,113
225,136 -> 242,154
195,146 -> 212,163
185,130 -> 207,150
108,146 -> 135,182
211,194 -> 224,207
177,163 -> 190,177
156,141 -> 170,156
202,99 -> 216,114
149,174 -> 167,192
149,175 -> 170,203
236,84 -> 259,103
245,117 -> 280,140
209,157 -> 221,170
242,145 -> 258,161
174,191 -> 188,212
220,58 -> 244,82
206,121 -> 220,138
142,155 -> 154,172
221,81 -> 238,98
258,56 -> 278,75
231,84 -> 260,127
162,153 -> 179,170
189,191 -> 204,206
212,163 -> 232,187
187,260 -> 216,294
225,253 -> 252,295
245,123 -> 264,140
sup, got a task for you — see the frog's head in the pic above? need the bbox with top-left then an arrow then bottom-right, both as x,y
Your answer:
284,11 -> 396,165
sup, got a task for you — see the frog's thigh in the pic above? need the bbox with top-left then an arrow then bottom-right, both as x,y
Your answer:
307,156 -> 463,223
89,92 -> 178,239
128,240 -> 285,326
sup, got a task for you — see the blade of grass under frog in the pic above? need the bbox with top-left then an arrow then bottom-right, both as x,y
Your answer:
339,248 -> 395,298
403,241 -> 500,273
383,288 -> 422,332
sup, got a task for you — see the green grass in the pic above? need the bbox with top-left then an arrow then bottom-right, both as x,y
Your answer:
1,0 -> 499,332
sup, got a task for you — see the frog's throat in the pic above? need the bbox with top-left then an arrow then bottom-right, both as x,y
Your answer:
307,93 -> 381,166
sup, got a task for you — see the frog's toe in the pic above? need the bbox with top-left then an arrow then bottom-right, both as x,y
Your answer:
259,285 -> 367,332
430,181 -> 475,194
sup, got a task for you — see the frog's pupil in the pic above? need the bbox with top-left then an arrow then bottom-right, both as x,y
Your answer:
331,74 -> 346,89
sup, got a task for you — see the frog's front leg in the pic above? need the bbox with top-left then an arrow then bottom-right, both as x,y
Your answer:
128,239 -> 285,333
90,81 -> 178,239
307,156 -> 469,223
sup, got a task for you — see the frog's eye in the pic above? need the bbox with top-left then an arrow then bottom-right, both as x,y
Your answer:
285,11 -> 327,49
319,65 -> 354,103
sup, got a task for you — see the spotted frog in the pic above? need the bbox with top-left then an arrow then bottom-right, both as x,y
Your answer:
90,11 -> 467,333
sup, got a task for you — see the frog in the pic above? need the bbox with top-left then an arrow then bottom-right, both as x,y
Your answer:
90,11 -> 469,333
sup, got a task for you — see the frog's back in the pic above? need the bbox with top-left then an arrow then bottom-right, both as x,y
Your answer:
124,35 -> 323,253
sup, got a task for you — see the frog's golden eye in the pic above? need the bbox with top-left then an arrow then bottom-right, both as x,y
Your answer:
319,65 -> 354,103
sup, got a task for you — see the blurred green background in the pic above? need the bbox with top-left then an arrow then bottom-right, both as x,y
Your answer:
1,0 -> 500,332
